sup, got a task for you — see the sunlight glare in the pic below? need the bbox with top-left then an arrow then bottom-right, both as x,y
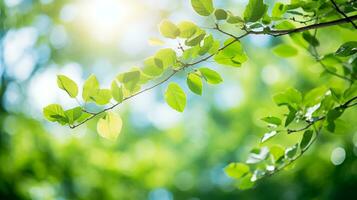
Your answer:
77,0 -> 130,43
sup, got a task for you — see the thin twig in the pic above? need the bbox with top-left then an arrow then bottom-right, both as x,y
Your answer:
330,0 -> 357,29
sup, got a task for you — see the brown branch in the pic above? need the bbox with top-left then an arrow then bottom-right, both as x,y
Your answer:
70,15 -> 357,129
330,0 -> 357,29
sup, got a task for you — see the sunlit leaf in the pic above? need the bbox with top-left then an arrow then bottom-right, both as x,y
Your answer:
187,73 -> 203,95
111,81 -> 124,103
64,107 -> 82,125
97,112 -> 122,140
261,131 -> 277,143
199,68 -> 223,84
43,104 -> 67,124
165,83 -> 186,112
191,0 -> 214,16
57,75 -> 78,98
90,89 -> 112,105
82,74 -> 100,102
243,0 -> 268,22
224,163 -> 250,179
159,20 -> 180,39
177,21 -> 197,38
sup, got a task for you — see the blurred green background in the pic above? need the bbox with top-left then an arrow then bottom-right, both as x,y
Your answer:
1,0 -> 357,199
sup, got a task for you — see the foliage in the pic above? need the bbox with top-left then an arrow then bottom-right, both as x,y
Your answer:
11,0 -> 357,191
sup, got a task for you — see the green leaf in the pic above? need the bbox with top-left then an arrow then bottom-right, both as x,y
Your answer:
185,29 -> 206,46
285,144 -> 298,159
91,89 -> 112,105
214,9 -> 227,20
154,48 -> 177,69
214,38 -> 247,67
159,20 -> 180,39
198,68 -> 223,84
273,88 -> 302,109
243,0 -> 268,22
191,0 -> 214,16
261,116 -> 281,126
97,112 -> 122,140
272,44 -> 298,57
224,163 -> 250,179
177,21 -> 197,38
117,70 -> 141,92
237,173 -> 255,190
57,75 -> 78,98
143,57 -> 164,77
285,106 -> 297,127
111,81 -> 124,103
335,41 -> 357,57
165,83 -> 187,112
270,145 -> 285,163
82,74 -> 100,102
261,131 -> 277,143
199,35 -> 214,55
302,32 -> 319,47
300,130 -> 313,150
64,107 -> 83,124
187,73 -> 203,95
43,104 -> 67,124
226,11 -> 244,24
272,3 -> 286,18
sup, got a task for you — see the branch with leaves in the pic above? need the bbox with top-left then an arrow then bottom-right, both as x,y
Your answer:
43,0 -> 357,189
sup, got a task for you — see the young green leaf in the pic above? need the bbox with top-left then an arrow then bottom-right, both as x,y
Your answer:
57,75 -> 78,98
82,74 -> 100,102
300,130 -> 313,150
273,88 -> 302,109
165,83 -> 187,112
143,57 -> 164,77
91,89 -> 112,105
272,44 -> 298,57
214,38 -> 247,67
185,29 -> 206,46
270,145 -> 285,163
187,73 -> 203,95
64,107 -> 83,124
191,0 -> 214,16
117,70 -> 141,92
159,20 -> 180,39
97,112 -> 122,141
237,173 -> 255,190
261,116 -> 281,126
285,144 -> 298,159
43,104 -> 67,124
198,68 -> 222,84
261,131 -> 277,143
224,163 -> 250,179
214,9 -> 227,20
111,81 -> 124,103
177,21 -> 197,38
335,41 -> 357,57
154,48 -> 177,69
243,0 -> 268,22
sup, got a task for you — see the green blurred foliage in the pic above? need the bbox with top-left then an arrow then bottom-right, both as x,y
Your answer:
1,0 -> 357,200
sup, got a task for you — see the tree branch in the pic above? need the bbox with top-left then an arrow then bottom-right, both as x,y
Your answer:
70,15 -> 357,129
330,0 -> 357,29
